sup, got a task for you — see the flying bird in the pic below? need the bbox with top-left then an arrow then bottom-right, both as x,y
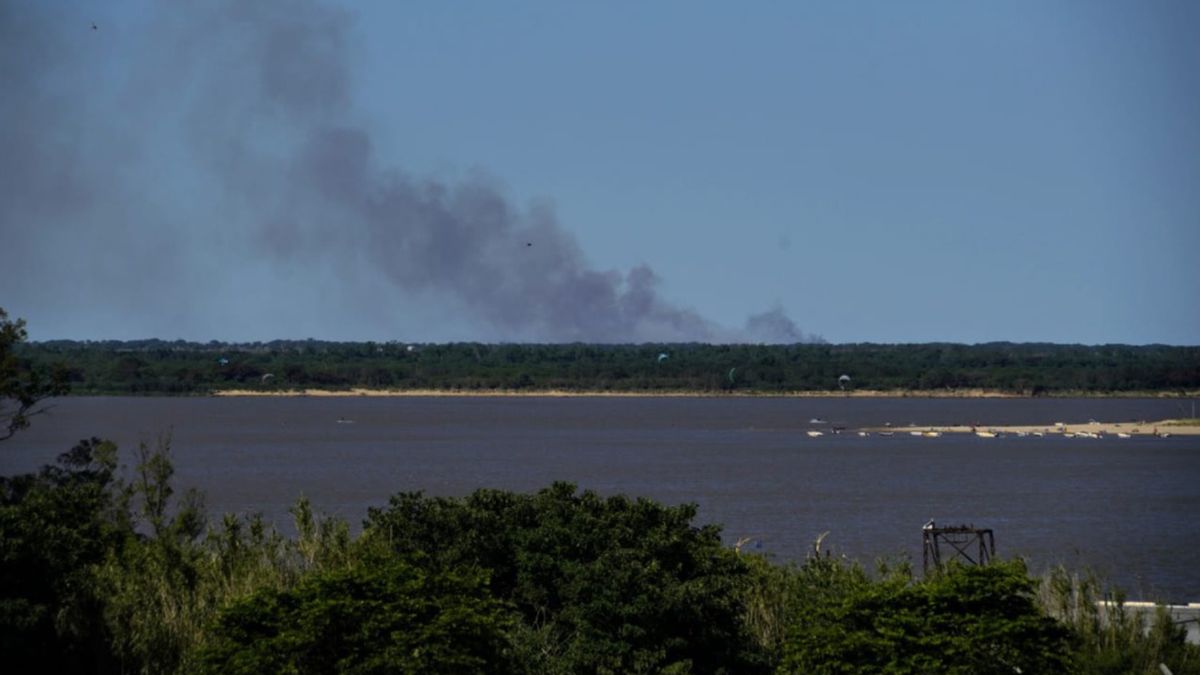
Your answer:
91,22 -> 98,30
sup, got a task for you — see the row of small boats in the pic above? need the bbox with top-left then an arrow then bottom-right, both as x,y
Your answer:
805,429 -> 942,438
803,428 -> 1169,439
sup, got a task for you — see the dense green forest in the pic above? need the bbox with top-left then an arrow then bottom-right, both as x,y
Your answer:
17,338 -> 1200,395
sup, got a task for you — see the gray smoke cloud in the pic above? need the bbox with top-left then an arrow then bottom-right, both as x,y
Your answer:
743,306 -> 813,344
0,1 -> 821,344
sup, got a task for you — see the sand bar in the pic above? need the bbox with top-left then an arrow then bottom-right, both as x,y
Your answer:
870,420 -> 1200,437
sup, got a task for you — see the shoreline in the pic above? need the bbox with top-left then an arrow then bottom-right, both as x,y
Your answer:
207,388 -> 1200,435
209,387 -> 1200,399
210,388 -> 1000,399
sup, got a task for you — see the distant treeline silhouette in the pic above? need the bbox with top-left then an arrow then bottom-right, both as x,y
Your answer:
18,340 -> 1200,395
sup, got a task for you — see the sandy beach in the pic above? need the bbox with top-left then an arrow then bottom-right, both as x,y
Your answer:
210,388 -> 1017,399
209,388 -> 1200,436
212,387 -> 728,398
210,387 -> 1197,399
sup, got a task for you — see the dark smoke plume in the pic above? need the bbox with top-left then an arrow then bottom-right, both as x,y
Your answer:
0,1 -> 821,343
743,306 -> 815,344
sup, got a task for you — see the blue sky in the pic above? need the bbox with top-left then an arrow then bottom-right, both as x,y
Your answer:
2,1 -> 1197,344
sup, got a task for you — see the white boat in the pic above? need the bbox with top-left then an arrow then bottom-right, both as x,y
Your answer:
975,431 -> 997,438
923,431 -> 942,438
1117,432 -> 1131,439
806,430 -> 824,437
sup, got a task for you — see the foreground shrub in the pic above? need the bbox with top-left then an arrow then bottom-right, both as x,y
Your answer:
197,560 -> 514,674
1040,566 -> 1200,674
780,559 -> 1071,674
0,438 -> 127,673
739,542 -> 875,672
364,482 -> 759,674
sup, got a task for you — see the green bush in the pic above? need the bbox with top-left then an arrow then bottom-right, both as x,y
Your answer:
780,559 -> 1071,674
739,545 -> 875,672
1040,566 -> 1200,674
0,438 -> 128,673
197,560 -> 515,674
364,482 -> 760,674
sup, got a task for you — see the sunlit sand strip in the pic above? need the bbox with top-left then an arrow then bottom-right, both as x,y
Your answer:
214,388 -> 887,398
214,388 -> 728,398
209,388 -> 1196,399
870,420 -> 1200,437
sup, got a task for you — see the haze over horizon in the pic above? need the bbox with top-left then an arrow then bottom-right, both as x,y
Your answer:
2,1 -> 1197,345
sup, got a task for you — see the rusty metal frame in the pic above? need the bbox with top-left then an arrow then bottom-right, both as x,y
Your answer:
922,521 -> 994,573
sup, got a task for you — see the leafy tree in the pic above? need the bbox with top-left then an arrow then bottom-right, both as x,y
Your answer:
739,544 -> 875,672
0,307 -> 68,440
98,437 -> 213,675
197,560 -> 515,674
780,559 -> 1071,674
364,482 -> 760,674
0,438 -> 129,672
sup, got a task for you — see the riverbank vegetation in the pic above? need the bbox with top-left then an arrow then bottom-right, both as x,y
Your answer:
18,338 -> 1200,396
3,437 -> 1198,674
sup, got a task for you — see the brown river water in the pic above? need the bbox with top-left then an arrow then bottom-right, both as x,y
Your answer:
4,396 -> 1197,601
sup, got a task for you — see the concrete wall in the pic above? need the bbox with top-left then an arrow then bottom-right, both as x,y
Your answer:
1099,602 -> 1200,645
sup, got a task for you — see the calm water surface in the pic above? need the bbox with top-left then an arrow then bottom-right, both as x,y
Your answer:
4,396 -> 1197,601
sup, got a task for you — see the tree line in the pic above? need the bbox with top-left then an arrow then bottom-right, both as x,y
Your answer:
17,338 -> 1200,395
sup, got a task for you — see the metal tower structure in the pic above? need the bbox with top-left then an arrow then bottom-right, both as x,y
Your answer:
922,520 -> 994,573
